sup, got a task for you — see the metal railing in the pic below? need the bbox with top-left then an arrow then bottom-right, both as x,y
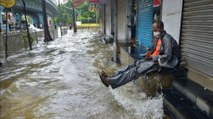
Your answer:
0,29 -> 61,60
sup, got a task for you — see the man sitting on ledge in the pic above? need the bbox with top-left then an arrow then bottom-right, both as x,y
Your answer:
99,21 -> 181,89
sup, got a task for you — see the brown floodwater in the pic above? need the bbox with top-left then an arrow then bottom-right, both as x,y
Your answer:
0,29 -> 164,119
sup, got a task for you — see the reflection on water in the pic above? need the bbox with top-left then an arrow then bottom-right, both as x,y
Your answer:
0,29 -> 164,119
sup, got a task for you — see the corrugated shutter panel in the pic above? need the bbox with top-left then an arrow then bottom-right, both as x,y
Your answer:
136,0 -> 153,49
105,0 -> 112,36
181,0 -> 213,77
117,0 -> 127,41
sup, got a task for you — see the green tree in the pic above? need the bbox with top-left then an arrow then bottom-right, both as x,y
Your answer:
53,17 -> 58,24
55,1 -> 97,25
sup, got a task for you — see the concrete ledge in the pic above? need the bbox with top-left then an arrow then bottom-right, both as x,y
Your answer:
163,95 -> 187,119
135,75 -> 158,97
136,73 -> 173,97
173,81 -> 197,104
158,73 -> 173,89
173,79 -> 213,117
162,89 -> 211,119
187,67 -> 213,92
119,47 -> 134,65
197,97 -> 210,115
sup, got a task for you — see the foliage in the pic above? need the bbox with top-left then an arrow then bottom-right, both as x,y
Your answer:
76,2 -> 97,23
53,17 -> 58,24
21,32 -> 34,43
54,1 -> 97,25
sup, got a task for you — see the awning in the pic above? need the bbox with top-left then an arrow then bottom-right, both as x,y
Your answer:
72,0 -> 86,7
88,0 -> 100,4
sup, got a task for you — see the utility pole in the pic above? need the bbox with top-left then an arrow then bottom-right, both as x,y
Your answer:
62,5 -> 79,33
41,0 -> 53,42
0,6 -> 3,33
22,0 -> 32,50
58,0 -> 62,36
5,11 -> 8,58
71,2 -> 77,33
1,0 -> 16,59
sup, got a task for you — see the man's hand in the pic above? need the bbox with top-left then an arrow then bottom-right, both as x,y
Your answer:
145,51 -> 151,57
145,51 -> 152,61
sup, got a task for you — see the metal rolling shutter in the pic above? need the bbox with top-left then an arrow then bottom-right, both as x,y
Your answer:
117,0 -> 127,41
136,0 -> 153,50
181,0 -> 213,77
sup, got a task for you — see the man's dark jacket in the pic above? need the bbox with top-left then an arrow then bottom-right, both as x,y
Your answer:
150,31 -> 181,68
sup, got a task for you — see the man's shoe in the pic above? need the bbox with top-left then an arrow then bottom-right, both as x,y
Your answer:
101,71 -> 108,77
99,74 -> 109,87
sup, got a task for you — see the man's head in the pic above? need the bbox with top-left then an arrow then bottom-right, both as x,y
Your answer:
153,21 -> 164,37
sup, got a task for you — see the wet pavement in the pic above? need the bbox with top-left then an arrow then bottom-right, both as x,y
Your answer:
0,29 -> 164,119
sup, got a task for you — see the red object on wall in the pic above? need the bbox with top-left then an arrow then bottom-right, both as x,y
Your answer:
153,0 -> 161,7
88,0 -> 100,4
72,0 -> 86,7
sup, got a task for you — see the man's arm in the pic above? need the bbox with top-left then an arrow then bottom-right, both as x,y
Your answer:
145,38 -> 157,61
150,35 -> 173,62
162,35 -> 173,61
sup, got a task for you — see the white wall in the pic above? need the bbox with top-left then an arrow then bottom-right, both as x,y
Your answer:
117,0 -> 127,42
99,5 -> 104,34
105,0 -> 112,36
162,0 -> 183,44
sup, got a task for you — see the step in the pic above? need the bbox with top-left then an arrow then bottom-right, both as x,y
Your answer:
173,79 -> 213,118
162,89 -> 212,119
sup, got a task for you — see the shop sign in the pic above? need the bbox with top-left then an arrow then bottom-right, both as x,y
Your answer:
88,0 -> 100,4
72,0 -> 86,7
0,0 -> 16,8
153,0 -> 161,7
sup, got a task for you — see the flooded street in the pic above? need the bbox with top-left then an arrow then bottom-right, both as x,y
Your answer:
0,30 -> 164,119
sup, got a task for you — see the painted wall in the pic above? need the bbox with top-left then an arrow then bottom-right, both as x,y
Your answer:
105,0 -> 112,37
117,0 -> 127,42
99,4 -> 106,35
161,0 -> 183,44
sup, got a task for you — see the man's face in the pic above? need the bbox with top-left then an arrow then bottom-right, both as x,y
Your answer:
153,23 -> 160,38
153,23 -> 160,32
